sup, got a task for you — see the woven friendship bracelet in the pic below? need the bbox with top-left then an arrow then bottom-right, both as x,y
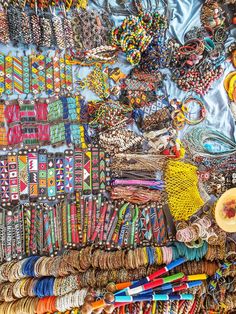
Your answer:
5,54 -> 13,96
55,153 -> 65,198
0,156 -> 10,204
47,153 -> 56,200
7,153 -> 19,202
28,151 -> 39,199
18,150 -> 29,199
0,53 -> 5,96
38,149 -> 48,200
13,55 -> 23,94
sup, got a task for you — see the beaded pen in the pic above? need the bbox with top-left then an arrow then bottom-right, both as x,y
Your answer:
99,202 -> 108,244
112,203 -> 129,244
82,197 -> 88,245
91,202 -> 107,242
116,258 -> 186,295
150,204 -> 159,244
0,211 -> 4,262
91,196 -> 97,237
70,203 -> 78,246
43,211 -> 53,256
127,273 -> 185,296
80,195 -> 85,241
5,210 -> 13,261
130,205 -> 139,247
49,206 -> 56,251
106,203 -> 118,238
106,210 -> 118,247
13,209 -> 22,259
87,196 -> 94,242
75,191 -> 82,244
67,201 -> 72,246
103,201 -> 112,243
38,207 -> 44,255
96,193 -> 102,225
115,292 -> 193,303
61,200 -> 68,248
56,203 -> 62,251
52,204 -> 59,251
140,281 -> 203,296
29,204 -> 37,254
157,204 -> 166,244
118,205 -> 130,248
35,205 -> 41,254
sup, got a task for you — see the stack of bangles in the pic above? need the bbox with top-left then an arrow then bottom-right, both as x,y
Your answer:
0,257 -> 209,314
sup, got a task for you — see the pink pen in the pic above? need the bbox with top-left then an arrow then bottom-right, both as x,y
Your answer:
87,197 -> 93,243
91,203 -> 107,242
91,197 -> 97,236
99,202 -> 108,244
